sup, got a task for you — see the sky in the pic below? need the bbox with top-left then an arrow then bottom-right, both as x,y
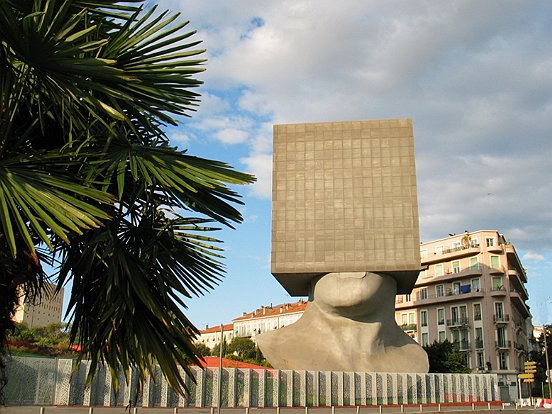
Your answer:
69,0 -> 552,329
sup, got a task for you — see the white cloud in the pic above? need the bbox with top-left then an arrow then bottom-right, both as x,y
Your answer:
169,131 -> 193,147
216,128 -> 249,144
153,0 -> 552,326
240,153 -> 272,198
523,252 -> 545,262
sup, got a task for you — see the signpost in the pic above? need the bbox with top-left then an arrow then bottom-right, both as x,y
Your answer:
518,373 -> 535,380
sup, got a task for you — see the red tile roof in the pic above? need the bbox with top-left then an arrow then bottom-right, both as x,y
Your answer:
194,356 -> 271,370
232,300 -> 307,321
199,323 -> 234,334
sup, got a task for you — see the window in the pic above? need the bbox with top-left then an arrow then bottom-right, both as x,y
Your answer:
477,351 -> 485,370
469,256 -> 479,269
419,269 -> 428,278
495,302 -> 504,319
419,287 -> 428,300
492,276 -> 503,290
470,238 -> 479,248
472,278 -> 481,292
486,237 -> 495,247
435,245 -> 443,255
438,331 -> 446,343
452,260 -> 461,273
420,310 -> 428,327
422,333 -> 429,347
436,284 -> 445,297
497,326 -> 507,347
499,352 -> 509,370
420,249 -> 428,259
460,305 -> 468,321
408,312 -> 415,325
453,281 -> 461,294
435,263 -> 444,276
405,294 -> 412,302
452,241 -> 461,251
451,306 -> 459,324
490,255 -> 500,269
437,308 -> 445,325
452,329 -> 460,343
401,313 -> 409,325
473,303 -> 482,321
475,327 -> 483,348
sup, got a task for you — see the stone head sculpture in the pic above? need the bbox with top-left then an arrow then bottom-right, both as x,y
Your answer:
256,119 -> 428,373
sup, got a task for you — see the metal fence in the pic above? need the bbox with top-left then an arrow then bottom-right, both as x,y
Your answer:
4,356 -> 500,407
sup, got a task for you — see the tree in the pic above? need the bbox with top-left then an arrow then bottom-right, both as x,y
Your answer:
226,337 -> 257,360
0,0 -> 254,400
424,340 -> 471,373
528,325 -> 552,397
211,340 -> 227,358
193,343 -> 210,358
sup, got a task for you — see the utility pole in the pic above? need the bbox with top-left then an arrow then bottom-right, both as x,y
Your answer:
544,327 -> 552,399
218,324 -> 224,414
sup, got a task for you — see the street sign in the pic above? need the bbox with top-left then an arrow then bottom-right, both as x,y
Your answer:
518,373 -> 535,380
525,361 -> 537,373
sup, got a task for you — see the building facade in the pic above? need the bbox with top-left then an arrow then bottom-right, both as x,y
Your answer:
13,283 -> 64,328
196,324 -> 235,350
395,230 -> 532,401
197,301 -> 308,349
232,301 -> 307,338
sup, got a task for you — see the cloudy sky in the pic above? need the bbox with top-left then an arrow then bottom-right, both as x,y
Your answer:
151,0 -> 552,328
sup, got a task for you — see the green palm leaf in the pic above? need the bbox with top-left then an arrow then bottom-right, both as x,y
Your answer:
0,0 -> 256,399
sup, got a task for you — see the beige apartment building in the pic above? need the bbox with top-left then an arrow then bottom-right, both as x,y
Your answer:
395,230 -> 531,400
13,283 -> 64,328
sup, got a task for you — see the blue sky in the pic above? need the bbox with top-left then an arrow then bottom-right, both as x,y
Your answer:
69,0 -> 552,328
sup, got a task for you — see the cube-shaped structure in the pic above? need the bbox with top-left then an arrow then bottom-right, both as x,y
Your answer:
272,119 -> 421,295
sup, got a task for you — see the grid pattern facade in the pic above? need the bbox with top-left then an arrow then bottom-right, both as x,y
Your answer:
272,119 -> 421,295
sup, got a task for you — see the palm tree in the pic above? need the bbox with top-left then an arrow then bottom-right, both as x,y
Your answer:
0,0 -> 255,398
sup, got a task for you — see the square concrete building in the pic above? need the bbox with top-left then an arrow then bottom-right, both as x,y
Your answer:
272,118 -> 422,296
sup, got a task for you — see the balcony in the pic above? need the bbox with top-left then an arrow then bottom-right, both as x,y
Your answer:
400,323 -> 417,332
447,318 -> 470,328
462,264 -> 484,277
489,266 -> 505,275
508,270 -> 529,298
514,342 -> 526,354
510,292 -> 531,318
495,340 -> 511,349
474,339 -> 484,349
452,340 -> 471,351
487,244 -> 504,254
493,314 -> 510,324
396,286 -> 484,309
421,245 -> 481,265
505,244 -> 528,282
490,286 -> 507,297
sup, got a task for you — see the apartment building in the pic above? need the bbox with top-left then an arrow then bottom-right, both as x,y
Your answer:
232,300 -> 308,339
197,300 -> 308,348
13,283 -> 64,328
196,323 -> 234,350
395,230 -> 531,401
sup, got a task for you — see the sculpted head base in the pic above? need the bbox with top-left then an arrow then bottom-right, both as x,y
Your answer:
256,272 -> 429,373
262,119 -> 428,373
